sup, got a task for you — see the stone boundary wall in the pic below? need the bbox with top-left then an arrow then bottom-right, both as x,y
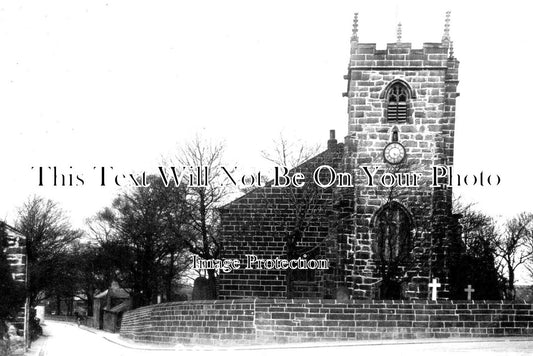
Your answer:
120,299 -> 533,346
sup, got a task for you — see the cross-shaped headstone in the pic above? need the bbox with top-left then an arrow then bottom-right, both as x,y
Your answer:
428,278 -> 441,301
464,285 -> 475,301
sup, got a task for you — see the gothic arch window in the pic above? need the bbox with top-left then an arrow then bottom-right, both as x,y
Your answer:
387,83 -> 408,122
371,202 -> 413,263
380,80 -> 415,123
370,202 -> 414,299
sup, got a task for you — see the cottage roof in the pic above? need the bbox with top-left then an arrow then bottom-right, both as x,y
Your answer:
94,286 -> 130,299
219,142 -> 343,210
1,221 -> 25,240
107,300 -> 131,314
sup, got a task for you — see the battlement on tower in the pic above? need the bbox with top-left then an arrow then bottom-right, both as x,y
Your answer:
349,42 -> 452,69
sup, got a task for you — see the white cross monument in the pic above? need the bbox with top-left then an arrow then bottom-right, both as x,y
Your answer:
464,285 -> 475,301
428,278 -> 441,301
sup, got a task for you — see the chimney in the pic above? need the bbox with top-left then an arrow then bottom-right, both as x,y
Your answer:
327,130 -> 337,149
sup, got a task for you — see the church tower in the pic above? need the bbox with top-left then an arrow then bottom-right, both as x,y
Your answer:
342,12 -> 460,299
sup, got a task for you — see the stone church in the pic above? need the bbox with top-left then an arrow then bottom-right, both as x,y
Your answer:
218,12 -> 461,300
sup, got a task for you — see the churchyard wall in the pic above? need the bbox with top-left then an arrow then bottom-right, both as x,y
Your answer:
120,299 -> 533,346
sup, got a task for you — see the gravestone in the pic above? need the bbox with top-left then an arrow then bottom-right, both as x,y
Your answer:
464,285 -> 475,300
429,279 -> 441,301
335,286 -> 351,302
192,277 -> 216,300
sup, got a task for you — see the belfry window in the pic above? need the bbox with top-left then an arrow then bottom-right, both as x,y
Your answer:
387,82 -> 409,122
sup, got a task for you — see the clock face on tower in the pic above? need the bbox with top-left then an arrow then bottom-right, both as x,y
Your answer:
383,142 -> 406,164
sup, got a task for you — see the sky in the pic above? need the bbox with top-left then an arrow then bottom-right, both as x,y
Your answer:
0,1 -> 532,259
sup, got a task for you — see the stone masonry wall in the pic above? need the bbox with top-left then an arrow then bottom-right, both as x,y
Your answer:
1,222 -> 27,337
2,223 -> 27,284
120,299 -> 533,346
218,144 -> 346,299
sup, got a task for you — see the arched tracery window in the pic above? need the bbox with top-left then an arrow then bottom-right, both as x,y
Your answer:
372,202 -> 413,262
387,82 -> 409,122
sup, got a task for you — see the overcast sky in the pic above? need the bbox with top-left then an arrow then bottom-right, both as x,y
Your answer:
1,0 -> 531,249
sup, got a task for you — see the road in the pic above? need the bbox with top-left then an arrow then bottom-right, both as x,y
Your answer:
27,321 -> 164,356
27,320 -> 533,356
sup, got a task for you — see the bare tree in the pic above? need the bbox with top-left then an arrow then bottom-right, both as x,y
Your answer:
450,199 -> 502,299
15,196 -> 83,307
234,134 -> 335,297
165,135 -> 234,295
85,207 -> 116,243
87,175 -> 191,307
525,230 -> 533,280
261,133 -> 322,170
495,212 -> 533,299
261,134 -> 326,254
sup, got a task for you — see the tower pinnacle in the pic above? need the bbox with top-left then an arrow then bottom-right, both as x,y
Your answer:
351,13 -> 359,42
396,22 -> 402,43
449,41 -> 454,58
442,11 -> 451,44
